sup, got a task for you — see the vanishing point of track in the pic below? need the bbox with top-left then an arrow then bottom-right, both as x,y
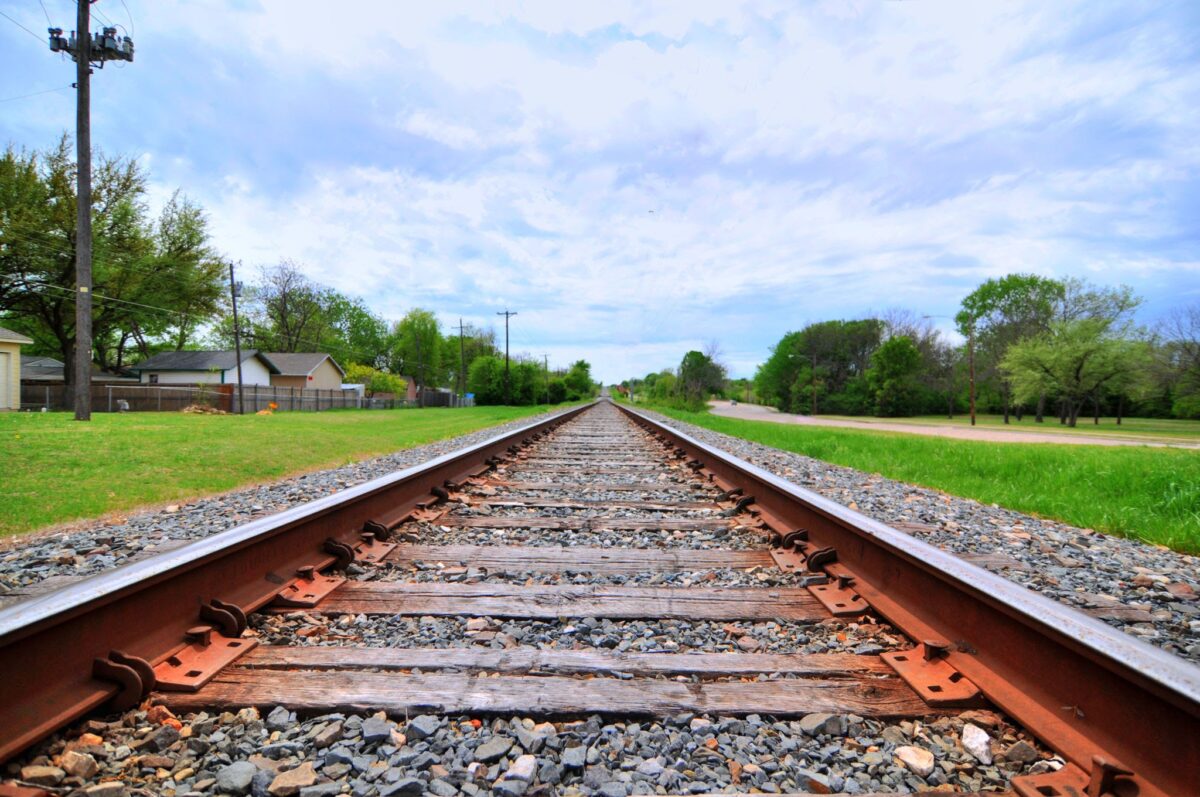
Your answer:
0,400 -> 1197,796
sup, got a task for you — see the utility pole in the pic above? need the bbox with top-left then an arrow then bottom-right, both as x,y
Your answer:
48,5 -> 135,421
229,262 -> 245,415
967,322 -> 976,427
496,309 -> 517,404
454,318 -> 468,399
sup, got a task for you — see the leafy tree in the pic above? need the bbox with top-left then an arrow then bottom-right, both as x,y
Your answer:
678,350 -> 726,406
563,360 -> 596,400
1003,319 -> 1145,427
1159,305 -> 1200,418
956,274 -> 1065,422
343,363 -> 406,398
868,336 -> 923,416
467,355 -> 505,404
0,138 -> 225,396
324,294 -> 389,368
388,308 -> 442,393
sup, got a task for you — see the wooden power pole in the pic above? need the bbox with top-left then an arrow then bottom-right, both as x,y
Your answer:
496,309 -> 517,404
47,5 -> 135,420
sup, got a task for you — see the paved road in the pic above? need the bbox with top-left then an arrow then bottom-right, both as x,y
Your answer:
707,401 -> 1200,449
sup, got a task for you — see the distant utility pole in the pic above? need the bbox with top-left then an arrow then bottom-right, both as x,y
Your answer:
496,309 -> 517,404
454,318 -> 468,398
48,4 -> 135,421
229,262 -> 245,415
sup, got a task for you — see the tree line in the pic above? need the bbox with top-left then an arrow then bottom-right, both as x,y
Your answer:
623,275 -> 1200,426
0,139 -> 596,406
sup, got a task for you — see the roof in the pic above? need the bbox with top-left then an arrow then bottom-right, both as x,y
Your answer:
21,357 -> 137,383
263,352 -> 345,377
0,326 -> 34,345
131,350 -> 280,374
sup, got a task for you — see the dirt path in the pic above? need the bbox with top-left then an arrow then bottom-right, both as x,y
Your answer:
707,401 -> 1200,449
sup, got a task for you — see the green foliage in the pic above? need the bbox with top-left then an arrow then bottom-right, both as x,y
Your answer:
868,336 -> 923,416
678,350 -> 726,404
388,308 -> 442,389
343,363 -> 406,397
467,355 -> 506,404
754,320 -> 883,414
0,139 -> 226,373
563,359 -> 597,400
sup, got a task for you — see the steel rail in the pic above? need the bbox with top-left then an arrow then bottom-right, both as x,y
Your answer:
615,401 -> 1200,797
0,403 -> 591,761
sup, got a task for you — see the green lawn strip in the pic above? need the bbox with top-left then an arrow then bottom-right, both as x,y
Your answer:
648,406 -> 1200,554
0,405 -> 557,539
808,412 -> 1200,442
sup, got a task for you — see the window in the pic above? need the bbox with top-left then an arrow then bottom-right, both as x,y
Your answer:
149,374 -> 159,384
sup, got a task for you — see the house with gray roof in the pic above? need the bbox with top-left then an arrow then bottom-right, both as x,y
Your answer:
131,350 -> 279,386
264,352 -> 346,390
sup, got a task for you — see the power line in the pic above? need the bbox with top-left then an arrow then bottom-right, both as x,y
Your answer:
38,0 -> 53,26
0,84 -> 72,103
0,8 -> 44,41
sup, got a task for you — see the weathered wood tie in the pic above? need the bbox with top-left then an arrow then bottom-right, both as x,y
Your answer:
273,582 -> 827,620
239,646 -> 895,677
160,669 -> 931,717
384,544 -> 775,573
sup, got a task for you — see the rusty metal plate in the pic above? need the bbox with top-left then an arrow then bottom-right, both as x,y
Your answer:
272,571 -> 346,608
808,580 -> 869,617
352,537 -> 396,564
153,634 -> 258,692
879,646 -> 983,707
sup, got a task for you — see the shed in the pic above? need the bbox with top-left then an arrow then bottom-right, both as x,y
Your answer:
0,327 -> 34,410
131,350 -> 279,386
265,353 -> 346,391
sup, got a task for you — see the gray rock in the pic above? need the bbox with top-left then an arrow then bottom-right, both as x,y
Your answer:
267,706 -> 292,731
407,714 -> 442,740
380,778 -> 425,797
474,736 -> 514,763
150,724 -> 181,751
429,778 -> 458,797
216,761 -> 258,795
361,716 -> 393,744
299,785 -> 343,797
799,713 -> 846,736
1005,740 -> 1040,764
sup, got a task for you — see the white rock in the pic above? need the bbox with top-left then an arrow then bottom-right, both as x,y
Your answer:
894,745 -> 935,778
962,723 -> 993,764
502,754 -> 538,783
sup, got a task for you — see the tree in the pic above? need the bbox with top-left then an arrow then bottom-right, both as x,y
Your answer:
388,308 -> 442,397
678,350 -> 725,406
343,363 -> 406,398
956,274 -> 1065,423
467,355 -> 505,404
0,138 -> 224,399
1002,319 -> 1145,427
324,294 -> 389,368
1159,305 -> 1200,418
868,335 -> 923,416
563,360 -> 596,400
246,261 -> 331,352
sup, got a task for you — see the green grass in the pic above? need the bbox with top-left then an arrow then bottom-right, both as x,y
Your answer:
0,405 -> 559,538
648,405 -> 1200,553
810,412 -> 1200,442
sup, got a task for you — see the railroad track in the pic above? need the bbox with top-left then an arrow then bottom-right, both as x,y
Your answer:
0,399 -> 1197,796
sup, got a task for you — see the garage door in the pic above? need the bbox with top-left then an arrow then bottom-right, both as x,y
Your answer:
0,352 -> 9,410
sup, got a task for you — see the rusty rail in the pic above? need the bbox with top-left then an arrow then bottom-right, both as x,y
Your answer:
0,403 -> 590,761
614,401 -> 1200,797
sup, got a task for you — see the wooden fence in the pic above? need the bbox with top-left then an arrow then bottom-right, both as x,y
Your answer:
19,383 -> 473,413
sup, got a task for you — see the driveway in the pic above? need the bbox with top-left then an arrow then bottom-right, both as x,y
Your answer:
707,401 -> 1200,449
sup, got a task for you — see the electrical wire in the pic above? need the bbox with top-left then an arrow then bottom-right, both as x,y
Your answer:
0,8 -> 45,41
38,0 -> 53,26
0,84 -> 72,103
119,0 -> 132,36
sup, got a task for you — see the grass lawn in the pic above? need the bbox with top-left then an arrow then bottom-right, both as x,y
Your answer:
0,405 -> 559,539
646,405 -> 1200,554
813,412 -> 1200,443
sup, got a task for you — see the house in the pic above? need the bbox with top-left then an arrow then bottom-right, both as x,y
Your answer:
0,326 -> 33,410
265,353 -> 346,390
131,350 -> 279,386
20,356 -> 138,385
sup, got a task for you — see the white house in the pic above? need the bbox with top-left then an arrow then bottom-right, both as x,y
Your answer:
131,350 -> 279,386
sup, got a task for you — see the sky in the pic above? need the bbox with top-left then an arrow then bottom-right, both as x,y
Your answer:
1,1 -> 1198,382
